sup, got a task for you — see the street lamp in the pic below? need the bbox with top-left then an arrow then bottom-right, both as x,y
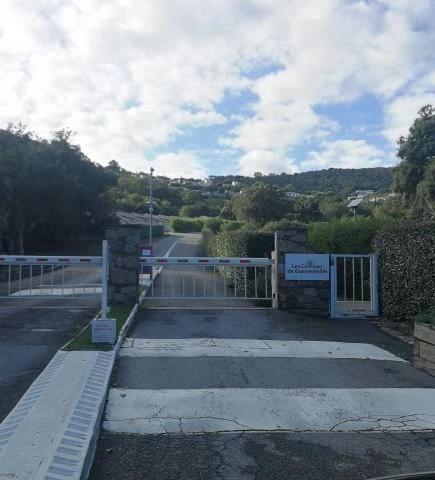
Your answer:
149,167 -> 154,246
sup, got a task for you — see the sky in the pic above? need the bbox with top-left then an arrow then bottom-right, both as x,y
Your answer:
1,0 -> 434,178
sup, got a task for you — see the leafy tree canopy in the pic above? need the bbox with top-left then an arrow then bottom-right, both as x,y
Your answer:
230,185 -> 290,226
394,104 -> 435,198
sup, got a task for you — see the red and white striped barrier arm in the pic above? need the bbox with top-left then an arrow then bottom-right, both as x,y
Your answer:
0,256 -> 103,265
139,257 -> 273,266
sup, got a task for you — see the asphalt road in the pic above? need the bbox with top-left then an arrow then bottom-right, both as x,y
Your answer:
90,233 -> 435,480
0,234 -> 180,422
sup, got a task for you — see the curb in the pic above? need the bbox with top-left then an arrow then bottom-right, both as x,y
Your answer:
81,268 -> 159,479
373,321 -> 414,345
79,300 -> 140,480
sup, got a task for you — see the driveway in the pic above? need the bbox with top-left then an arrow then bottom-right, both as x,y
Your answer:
89,233 -> 435,480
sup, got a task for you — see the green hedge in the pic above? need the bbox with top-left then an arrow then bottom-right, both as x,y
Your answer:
207,230 -> 274,258
220,220 -> 245,232
373,222 -> 435,323
201,227 -> 216,255
170,217 -> 204,232
308,218 -> 380,254
202,217 -> 223,234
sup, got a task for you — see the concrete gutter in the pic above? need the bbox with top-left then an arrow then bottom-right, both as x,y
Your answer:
0,350 -> 115,480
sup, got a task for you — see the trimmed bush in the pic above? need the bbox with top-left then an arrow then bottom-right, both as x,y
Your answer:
220,220 -> 245,232
261,218 -> 303,233
201,227 -> 216,255
308,217 -> 380,254
202,217 -> 223,234
373,222 -> 435,323
208,230 -> 274,258
170,217 -> 204,232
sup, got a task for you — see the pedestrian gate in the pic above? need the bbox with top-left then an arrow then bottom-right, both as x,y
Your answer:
330,254 -> 379,318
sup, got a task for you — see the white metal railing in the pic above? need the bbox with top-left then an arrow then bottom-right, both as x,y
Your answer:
0,254 -> 103,298
140,256 -> 274,300
330,254 -> 379,318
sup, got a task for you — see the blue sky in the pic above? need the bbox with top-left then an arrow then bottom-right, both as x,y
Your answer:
1,0 -> 434,177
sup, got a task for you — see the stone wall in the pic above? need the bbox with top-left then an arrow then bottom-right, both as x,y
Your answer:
105,226 -> 141,304
275,227 -> 330,314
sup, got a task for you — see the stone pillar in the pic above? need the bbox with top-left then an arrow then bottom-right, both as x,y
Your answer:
105,225 -> 141,304
275,226 -> 330,315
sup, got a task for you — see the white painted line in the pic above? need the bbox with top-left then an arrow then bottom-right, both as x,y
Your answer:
104,387 -> 435,434
120,338 -> 406,362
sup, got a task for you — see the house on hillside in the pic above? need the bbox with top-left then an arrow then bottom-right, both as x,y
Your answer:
348,189 -> 374,200
285,191 -> 309,199
203,176 -> 216,186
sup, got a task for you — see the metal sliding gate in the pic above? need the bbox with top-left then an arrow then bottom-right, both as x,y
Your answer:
330,254 -> 379,318
139,256 -> 274,302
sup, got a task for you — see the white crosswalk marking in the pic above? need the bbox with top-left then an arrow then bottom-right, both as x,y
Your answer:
120,338 -> 406,361
104,335 -> 435,435
104,387 -> 435,434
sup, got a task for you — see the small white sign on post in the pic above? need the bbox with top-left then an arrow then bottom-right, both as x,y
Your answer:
92,318 -> 116,344
285,254 -> 330,281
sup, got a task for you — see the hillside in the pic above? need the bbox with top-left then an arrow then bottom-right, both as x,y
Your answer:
213,167 -> 394,197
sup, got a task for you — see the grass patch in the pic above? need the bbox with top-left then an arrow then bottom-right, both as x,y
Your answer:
63,303 -> 135,351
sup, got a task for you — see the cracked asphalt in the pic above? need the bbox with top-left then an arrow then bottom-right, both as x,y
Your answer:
92,431 -> 435,480
89,234 -> 435,480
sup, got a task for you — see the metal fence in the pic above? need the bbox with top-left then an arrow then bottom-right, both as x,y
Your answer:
0,255 -> 103,298
139,257 -> 274,301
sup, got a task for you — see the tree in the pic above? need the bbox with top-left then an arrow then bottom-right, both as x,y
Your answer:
293,196 -> 322,222
413,158 -> 435,219
179,201 -> 210,217
318,194 -> 347,220
394,104 -> 435,198
0,127 -> 112,253
372,195 -> 410,222
230,185 -> 289,226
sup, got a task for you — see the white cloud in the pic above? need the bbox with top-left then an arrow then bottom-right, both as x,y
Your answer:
238,149 -> 298,176
301,140 -> 390,171
152,152 -> 207,179
382,72 -> 435,143
0,0 -> 434,175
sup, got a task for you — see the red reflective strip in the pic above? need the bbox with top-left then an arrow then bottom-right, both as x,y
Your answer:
198,259 -> 209,263
79,258 -> 91,262
36,258 -> 48,262
157,259 -> 168,263
240,259 -> 250,263
0,258 -> 5,261
59,258 -> 70,262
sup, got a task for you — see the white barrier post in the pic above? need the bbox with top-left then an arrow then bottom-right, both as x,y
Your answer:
101,239 -> 109,320
92,240 -> 116,344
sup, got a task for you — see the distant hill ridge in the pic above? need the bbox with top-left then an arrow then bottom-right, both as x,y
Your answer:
210,167 -> 394,196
